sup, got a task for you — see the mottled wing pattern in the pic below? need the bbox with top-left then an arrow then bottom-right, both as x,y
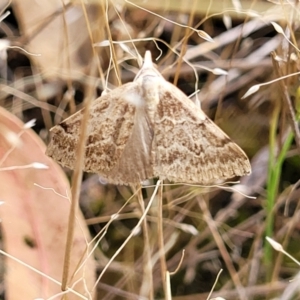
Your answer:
47,51 -> 251,185
153,81 -> 251,185
46,83 -> 136,174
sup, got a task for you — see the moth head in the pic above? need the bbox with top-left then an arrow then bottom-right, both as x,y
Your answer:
134,51 -> 163,82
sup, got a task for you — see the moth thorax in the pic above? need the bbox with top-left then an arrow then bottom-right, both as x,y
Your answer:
141,75 -> 160,112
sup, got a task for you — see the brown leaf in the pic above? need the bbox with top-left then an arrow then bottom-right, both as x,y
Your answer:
0,107 -> 96,299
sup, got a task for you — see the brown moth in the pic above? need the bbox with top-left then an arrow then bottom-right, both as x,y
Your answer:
46,51 -> 251,185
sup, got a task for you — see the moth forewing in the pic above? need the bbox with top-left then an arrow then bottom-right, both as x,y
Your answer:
47,84 -> 137,173
152,82 -> 251,184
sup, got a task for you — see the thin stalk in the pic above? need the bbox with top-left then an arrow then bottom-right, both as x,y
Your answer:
157,181 -> 167,297
136,185 -> 154,300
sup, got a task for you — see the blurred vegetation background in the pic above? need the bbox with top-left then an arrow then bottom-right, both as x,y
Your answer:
0,0 -> 300,299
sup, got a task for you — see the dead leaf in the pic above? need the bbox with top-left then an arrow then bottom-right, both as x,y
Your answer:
0,107 -> 96,299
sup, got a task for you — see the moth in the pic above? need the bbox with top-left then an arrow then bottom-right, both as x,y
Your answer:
46,51 -> 251,185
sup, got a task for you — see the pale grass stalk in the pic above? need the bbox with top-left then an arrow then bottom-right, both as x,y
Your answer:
33,68 -> 53,131
242,70 -> 300,99
173,0 -> 198,86
95,36 -> 201,93
92,180 -> 161,292
78,193 -> 137,267
266,237 -> 300,267
110,2 -> 141,66
0,124 -> 28,167
169,249 -> 185,276
101,0 -> 121,86
73,190 -> 140,296
125,0 -> 213,42
60,0 -> 108,287
164,249 -> 185,300
75,193 -> 138,287
157,181 -> 168,297
165,271 -> 172,300
206,269 -> 223,300
0,10 -> 10,23
61,112 -> 88,292
197,197 -> 247,300
0,84 -> 64,115
61,62 -> 98,292
271,197 -> 300,281
61,1 -> 76,116
80,0 -> 106,87
136,184 -> 154,300
0,163 -> 48,171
